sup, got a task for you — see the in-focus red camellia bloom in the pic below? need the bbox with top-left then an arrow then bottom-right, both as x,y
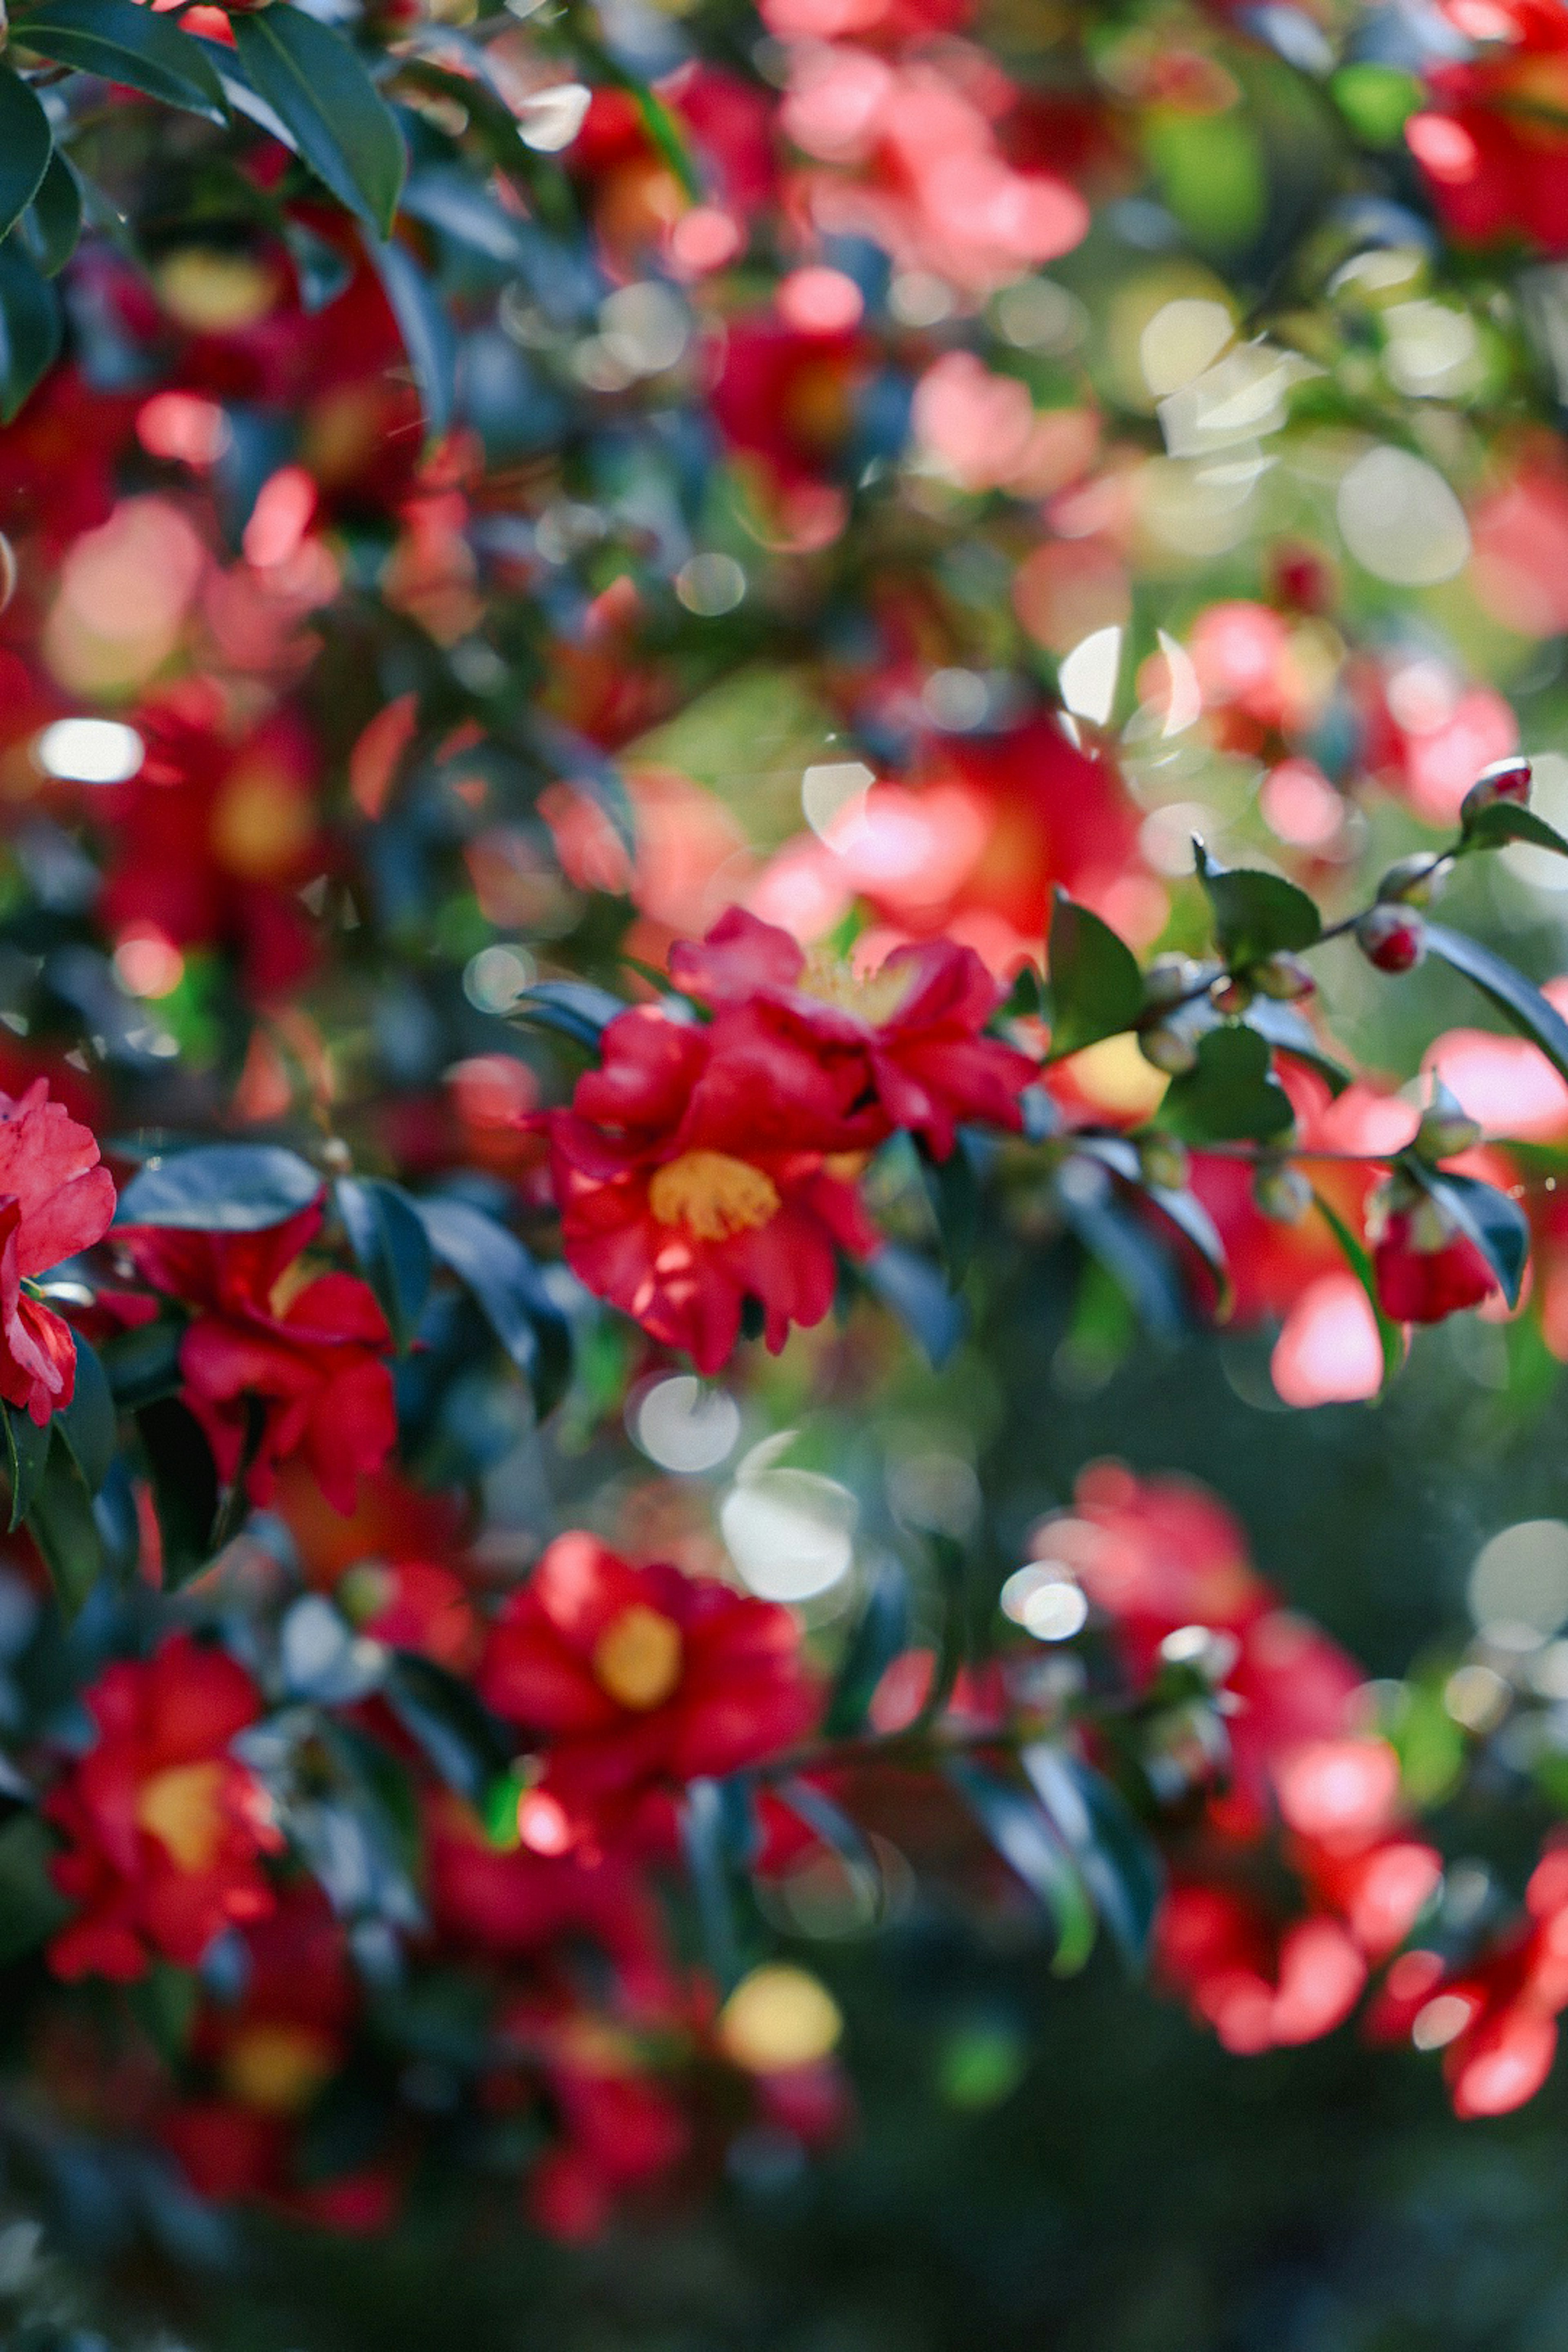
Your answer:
547,1003 -> 880,1372
0,1079 -> 116,1425
45,1635 -> 281,1982
478,1532 -> 820,1844
668,906 -> 1035,1159
122,1203 -> 395,1512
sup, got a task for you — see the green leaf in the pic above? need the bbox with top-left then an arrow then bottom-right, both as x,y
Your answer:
116,1142 -> 321,1231
1244,998 -> 1350,1095
1459,801 -> 1568,858
861,1245 -> 966,1368
1312,1189 -> 1404,1388
0,67 -> 53,242
1143,1183 -> 1233,1319
918,1131 -> 980,1288
824,1557 -> 910,1736
99,1316 -> 185,1410
1047,891 -> 1144,1057
1158,1025 -> 1294,1144
1423,923 -> 1568,1087
0,248 -> 60,422
136,1396 -> 220,1588
15,0 -> 226,121
14,149 -> 82,278
0,1813 -> 69,1964
944,1759 -> 1097,1976
336,1176 -> 432,1353
230,7 -> 405,237
681,1777 -> 742,1993
1020,1744 -> 1163,1972
3,1401 -> 49,1534
28,1429 -> 104,1621
1194,843 -> 1321,968
512,980 -> 626,1053
56,1336 -> 116,1495
1408,1163 -> 1531,1310
368,236 -> 455,441
416,1196 -> 572,1418
383,1654 -> 511,1804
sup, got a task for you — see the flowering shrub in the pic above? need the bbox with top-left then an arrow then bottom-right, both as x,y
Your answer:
2,0 -> 1568,2314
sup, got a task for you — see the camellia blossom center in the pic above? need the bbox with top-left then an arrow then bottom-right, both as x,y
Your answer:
647,1150 -> 782,1241
135,1760 -> 230,1872
591,1603 -> 684,1711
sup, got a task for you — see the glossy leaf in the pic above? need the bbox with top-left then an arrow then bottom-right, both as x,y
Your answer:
824,1555 -> 910,1736
383,1654 -> 512,1804
1194,842 -> 1321,967
1424,923 -> 1568,1086
1047,891 -> 1145,1056
370,236 -> 456,440
55,1336 -> 116,1496
16,0 -> 226,121
336,1176 -> 433,1352
1143,1183 -> 1233,1320
0,67 -> 53,242
16,149 -> 82,278
512,980 -> 626,1052
230,6 -> 405,237
1158,1025 -> 1294,1144
416,1196 -> 572,1418
136,1397 -> 220,1588
1020,1744 -> 1163,1971
862,1244 -> 966,1367
28,1430 -> 104,1621
1244,998 -> 1350,1095
1459,801 -> 1568,858
0,249 -> 60,423
945,1759 -> 1098,1976
116,1143 -> 322,1232
3,1401 -> 49,1534
919,1130 -> 981,1288
1410,1164 -> 1531,1310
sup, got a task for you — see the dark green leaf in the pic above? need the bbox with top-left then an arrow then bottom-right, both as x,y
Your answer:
1425,922 -> 1568,1086
0,67 -> 52,242
1410,1163 -> 1530,1310
1244,998 -> 1350,1095
1312,1188 -> 1404,1388
230,6 -> 405,237
28,1429 -> 104,1621
128,1961 -> 198,2064
369,236 -> 455,441
944,1759 -> 1097,1976
99,1316 -> 185,1410
0,248 -> 60,422
1143,1184 -> 1233,1319
383,1654 -> 511,1804
0,1813 -> 69,1964
861,1245 -> 966,1367
56,1336 -> 116,1495
336,1176 -> 432,1352
512,980 -> 625,1052
416,1196 -> 572,1418
1459,801 -> 1568,858
1159,1025 -> 1294,1144
682,1777 -> 741,1991
1047,891 -> 1145,1057
918,1131 -> 980,1288
1060,1180 -> 1188,1343
136,1396 -> 220,1588
824,1555 -> 909,1736
1194,841 -> 1321,966
116,1142 -> 321,1231
15,149 -> 81,278
16,0 -> 226,120
3,1401 -> 48,1534
1020,1744 -> 1163,1972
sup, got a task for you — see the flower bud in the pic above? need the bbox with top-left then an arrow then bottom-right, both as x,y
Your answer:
1138,1024 -> 1198,1076
1252,1159 -> 1312,1224
1211,975 -> 1253,1016
1461,754 -> 1532,826
1138,1133 -> 1190,1193
1357,904 -> 1426,973
1376,854 -> 1450,908
1413,1081 -> 1482,1162
1143,953 -> 1212,1009
1253,955 -> 1316,1002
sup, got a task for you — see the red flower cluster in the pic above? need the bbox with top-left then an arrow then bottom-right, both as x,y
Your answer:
1408,0 -> 1568,252
122,1203 -> 396,1513
46,1635 -> 281,1982
548,908 -> 1032,1369
0,1079 -> 116,1424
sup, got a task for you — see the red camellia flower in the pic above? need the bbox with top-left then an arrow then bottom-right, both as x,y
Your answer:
45,1635 -> 281,1982
668,906 -> 1034,1159
1369,1188 -> 1498,1324
1407,0 -> 1568,254
0,1079 -> 116,1425
478,1532 -> 820,1844
547,1003 -> 880,1372
122,1203 -> 396,1512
